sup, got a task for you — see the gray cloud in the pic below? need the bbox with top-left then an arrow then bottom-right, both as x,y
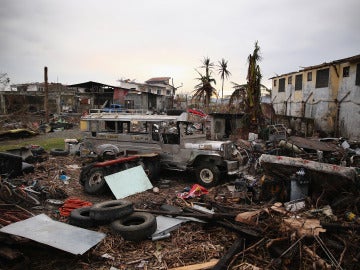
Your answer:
1,0 -> 359,91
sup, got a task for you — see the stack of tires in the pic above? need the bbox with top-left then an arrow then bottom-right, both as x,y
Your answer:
69,199 -> 157,242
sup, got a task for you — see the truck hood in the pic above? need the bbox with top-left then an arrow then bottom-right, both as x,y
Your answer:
184,140 -> 229,151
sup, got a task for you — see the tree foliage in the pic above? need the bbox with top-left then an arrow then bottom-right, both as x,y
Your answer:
193,57 -> 217,107
217,58 -> 231,102
229,41 -> 264,125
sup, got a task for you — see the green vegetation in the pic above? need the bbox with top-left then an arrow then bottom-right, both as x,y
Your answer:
0,137 -> 66,152
193,57 -> 217,107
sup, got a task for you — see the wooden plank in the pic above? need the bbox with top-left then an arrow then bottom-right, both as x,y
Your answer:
213,238 -> 245,270
168,259 -> 219,270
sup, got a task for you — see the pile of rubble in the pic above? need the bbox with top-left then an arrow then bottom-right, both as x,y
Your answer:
0,130 -> 359,270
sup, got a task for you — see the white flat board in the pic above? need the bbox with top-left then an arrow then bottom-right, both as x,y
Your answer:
105,165 -> 153,199
152,215 -> 186,239
0,214 -> 106,255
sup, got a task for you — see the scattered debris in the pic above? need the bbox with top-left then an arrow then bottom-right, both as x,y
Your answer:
0,123 -> 359,269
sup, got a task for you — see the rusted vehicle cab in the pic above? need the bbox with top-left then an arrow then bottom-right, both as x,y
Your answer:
80,112 -> 244,187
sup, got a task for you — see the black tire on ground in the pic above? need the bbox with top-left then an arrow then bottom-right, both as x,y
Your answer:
195,164 -> 220,187
30,146 -> 45,155
83,167 -> 108,195
111,212 -> 157,242
50,148 -> 69,156
89,199 -> 134,221
69,207 -> 97,228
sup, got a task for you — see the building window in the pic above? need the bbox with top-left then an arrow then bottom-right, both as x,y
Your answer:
356,63 -> 360,86
166,90 -> 171,95
307,72 -> 312,81
343,66 -> 350,77
315,68 -> 329,88
288,76 -> 292,85
279,78 -> 285,92
295,74 -> 303,91
274,79 -> 277,87
157,89 -> 161,95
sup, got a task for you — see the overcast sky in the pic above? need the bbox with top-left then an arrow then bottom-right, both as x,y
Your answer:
1,0 -> 359,94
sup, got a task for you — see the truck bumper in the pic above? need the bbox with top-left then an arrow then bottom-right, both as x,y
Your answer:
225,160 -> 240,175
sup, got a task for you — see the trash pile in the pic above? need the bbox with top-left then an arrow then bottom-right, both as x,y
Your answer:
0,131 -> 359,269
0,113 -> 79,138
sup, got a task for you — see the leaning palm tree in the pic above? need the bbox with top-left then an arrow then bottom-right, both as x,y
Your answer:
217,59 -> 231,103
193,57 -> 217,107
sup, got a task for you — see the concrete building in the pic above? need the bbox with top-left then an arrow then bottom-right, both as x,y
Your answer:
119,77 -> 175,113
0,82 -> 74,114
271,54 -> 360,140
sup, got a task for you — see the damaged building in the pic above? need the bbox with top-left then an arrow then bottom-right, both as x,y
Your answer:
271,54 -> 360,140
0,77 -> 176,115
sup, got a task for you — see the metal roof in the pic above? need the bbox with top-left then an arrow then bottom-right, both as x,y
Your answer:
82,112 -> 188,122
269,54 -> 360,79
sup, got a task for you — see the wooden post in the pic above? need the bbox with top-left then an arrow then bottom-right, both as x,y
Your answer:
44,67 -> 49,123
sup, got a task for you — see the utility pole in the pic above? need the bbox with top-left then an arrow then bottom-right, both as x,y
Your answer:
44,67 -> 49,123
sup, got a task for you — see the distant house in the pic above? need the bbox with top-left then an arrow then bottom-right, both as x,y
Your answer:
119,77 -> 175,112
67,81 -> 128,113
271,54 -> 360,140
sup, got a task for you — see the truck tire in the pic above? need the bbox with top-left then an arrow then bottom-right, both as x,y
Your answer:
69,207 -> 96,228
84,167 -> 108,194
144,160 -> 161,180
110,212 -> 157,242
196,164 -> 220,187
89,199 -> 134,221
50,148 -> 69,156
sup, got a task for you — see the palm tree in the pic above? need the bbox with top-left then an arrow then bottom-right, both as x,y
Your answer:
228,41 -> 264,126
193,57 -> 217,107
229,82 -> 247,112
217,59 -> 231,103
246,41 -> 263,124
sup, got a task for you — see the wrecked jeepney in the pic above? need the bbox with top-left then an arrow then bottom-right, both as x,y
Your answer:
79,112 -> 246,190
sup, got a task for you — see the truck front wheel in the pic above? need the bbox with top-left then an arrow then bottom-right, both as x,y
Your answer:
84,167 -> 108,194
196,164 -> 220,187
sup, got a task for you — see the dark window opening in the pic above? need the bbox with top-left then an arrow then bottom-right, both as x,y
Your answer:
316,68 -> 329,88
356,63 -> 360,86
307,72 -> 312,81
343,66 -> 350,77
274,79 -> 277,87
288,76 -> 292,85
295,74 -> 303,91
279,78 -> 285,92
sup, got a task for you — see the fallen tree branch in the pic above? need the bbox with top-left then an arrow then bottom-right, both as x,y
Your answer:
303,245 -> 332,269
212,238 -> 245,270
168,259 -> 219,270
